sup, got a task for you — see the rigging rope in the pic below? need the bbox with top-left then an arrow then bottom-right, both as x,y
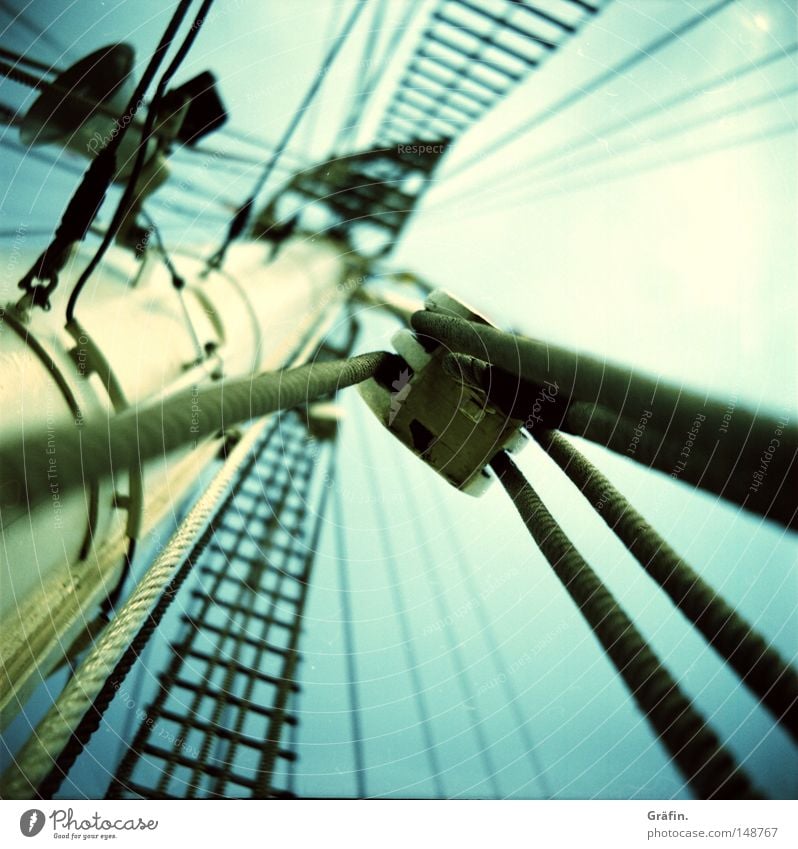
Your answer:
375,421 -> 524,795
0,137 -> 85,180
332,486 -> 368,797
428,485 -> 554,798
0,44 -> 62,75
0,56 -> 47,89
425,41 -> 798,215
489,450 -> 762,800
1,421 -> 271,799
436,0 -> 734,187
0,351 -> 389,511
15,0 -> 197,313
187,431 -> 315,797
140,210 -> 206,364
388,453 -> 504,797
563,0 -> 600,12
65,0 -> 216,324
3,0 -> 792,803
556,391 -> 798,531
532,428 -> 798,742
204,0 -> 368,272
103,415 -> 296,799
431,116 -> 798,222
375,0 -> 549,147
0,55 -> 148,127
217,124 -> 314,163
36,481 -> 237,799
1,133 -> 235,224
334,0 -> 389,153
356,0 -> 421,133
357,412 -> 447,797
0,0 -> 74,59
299,0 -> 346,159
416,311 -> 763,445
176,142 -> 305,171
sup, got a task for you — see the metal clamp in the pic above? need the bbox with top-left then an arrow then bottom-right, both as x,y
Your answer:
358,289 -> 525,495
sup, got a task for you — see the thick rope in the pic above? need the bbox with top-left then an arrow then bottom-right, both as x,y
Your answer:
490,451 -> 762,800
0,421 -> 269,798
534,429 -> 798,741
0,351 -> 388,512
415,312 -> 792,454
429,324 -> 797,529
559,402 -> 798,530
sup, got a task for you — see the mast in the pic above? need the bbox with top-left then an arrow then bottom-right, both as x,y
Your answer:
0,236 -> 360,730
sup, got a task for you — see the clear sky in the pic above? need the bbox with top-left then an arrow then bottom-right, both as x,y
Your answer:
1,0 -> 796,799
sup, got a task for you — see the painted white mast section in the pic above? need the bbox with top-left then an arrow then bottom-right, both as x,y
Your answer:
0,236 -> 352,725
